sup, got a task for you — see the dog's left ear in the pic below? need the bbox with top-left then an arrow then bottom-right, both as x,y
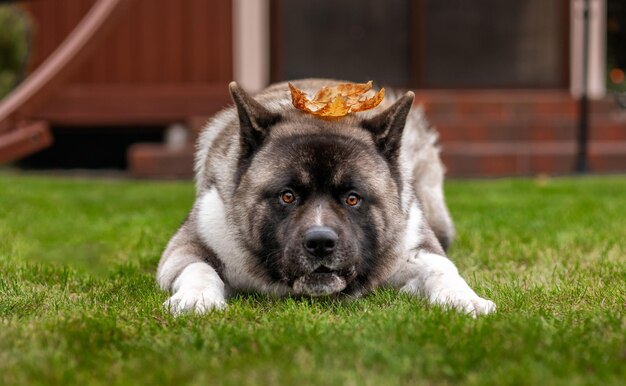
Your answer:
360,91 -> 414,161
229,82 -> 281,157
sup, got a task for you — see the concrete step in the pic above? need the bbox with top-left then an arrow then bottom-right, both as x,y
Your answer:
128,143 -> 194,179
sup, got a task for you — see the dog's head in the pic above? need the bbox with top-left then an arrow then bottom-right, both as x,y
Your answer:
229,82 -> 414,296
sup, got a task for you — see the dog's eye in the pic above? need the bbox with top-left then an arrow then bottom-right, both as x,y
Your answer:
280,190 -> 296,205
345,192 -> 361,207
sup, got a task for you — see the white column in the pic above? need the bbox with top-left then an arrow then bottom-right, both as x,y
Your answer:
233,0 -> 271,92
570,0 -> 606,99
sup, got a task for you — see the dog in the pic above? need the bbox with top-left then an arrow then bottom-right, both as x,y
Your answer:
156,79 -> 496,316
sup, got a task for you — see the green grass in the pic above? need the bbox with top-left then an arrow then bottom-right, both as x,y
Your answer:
1,172 -> 624,386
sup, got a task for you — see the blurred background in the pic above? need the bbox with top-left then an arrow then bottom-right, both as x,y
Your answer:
0,0 -> 624,178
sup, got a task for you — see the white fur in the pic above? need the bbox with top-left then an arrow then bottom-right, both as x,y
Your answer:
196,188 -> 289,296
164,262 -> 227,315
314,204 -> 323,226
388,251 -> 496,317
194,109 -> 236,192
383,201 -> 495,317
404,202 -> 424,251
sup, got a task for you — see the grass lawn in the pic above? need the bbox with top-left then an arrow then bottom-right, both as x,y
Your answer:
0,172 -> 624,385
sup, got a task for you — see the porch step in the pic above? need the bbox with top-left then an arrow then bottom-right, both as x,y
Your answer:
127,143 -> 194,179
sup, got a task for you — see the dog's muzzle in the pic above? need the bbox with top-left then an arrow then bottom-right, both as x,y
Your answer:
292,271 -> 346,296
291,226 -> 356,296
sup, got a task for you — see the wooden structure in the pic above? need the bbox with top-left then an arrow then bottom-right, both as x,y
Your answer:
0,0 -> 232,164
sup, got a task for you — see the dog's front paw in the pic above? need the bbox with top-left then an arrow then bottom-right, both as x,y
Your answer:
430,288 -> 496,317
164,287 -> 227,315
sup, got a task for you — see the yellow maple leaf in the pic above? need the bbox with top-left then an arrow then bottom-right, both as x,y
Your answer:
289,81 -> 385,118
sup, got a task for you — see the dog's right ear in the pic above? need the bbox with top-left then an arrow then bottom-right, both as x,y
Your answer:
229,82 -> 281,157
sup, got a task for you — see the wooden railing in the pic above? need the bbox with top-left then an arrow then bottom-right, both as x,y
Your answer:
0,0 -> 130,163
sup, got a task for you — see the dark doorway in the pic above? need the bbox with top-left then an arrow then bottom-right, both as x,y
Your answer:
271,0 -> 570,88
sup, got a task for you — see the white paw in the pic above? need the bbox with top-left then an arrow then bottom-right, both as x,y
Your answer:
164,287 -> 227,316
430,288 -> 496,317
164,262 -> 227,315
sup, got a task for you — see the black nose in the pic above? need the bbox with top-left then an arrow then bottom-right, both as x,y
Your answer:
303,226 -> 338,258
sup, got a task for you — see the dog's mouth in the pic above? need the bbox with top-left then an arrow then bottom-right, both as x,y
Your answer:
292,265 -> 356,296
312,265 -> 334,274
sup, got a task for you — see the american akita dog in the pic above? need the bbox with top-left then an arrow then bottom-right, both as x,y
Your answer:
157,79 -> 496,316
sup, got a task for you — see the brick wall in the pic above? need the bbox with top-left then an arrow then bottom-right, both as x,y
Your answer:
416,90 -> 626,177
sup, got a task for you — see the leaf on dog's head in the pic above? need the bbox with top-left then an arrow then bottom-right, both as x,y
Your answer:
289,81 -> 385,118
